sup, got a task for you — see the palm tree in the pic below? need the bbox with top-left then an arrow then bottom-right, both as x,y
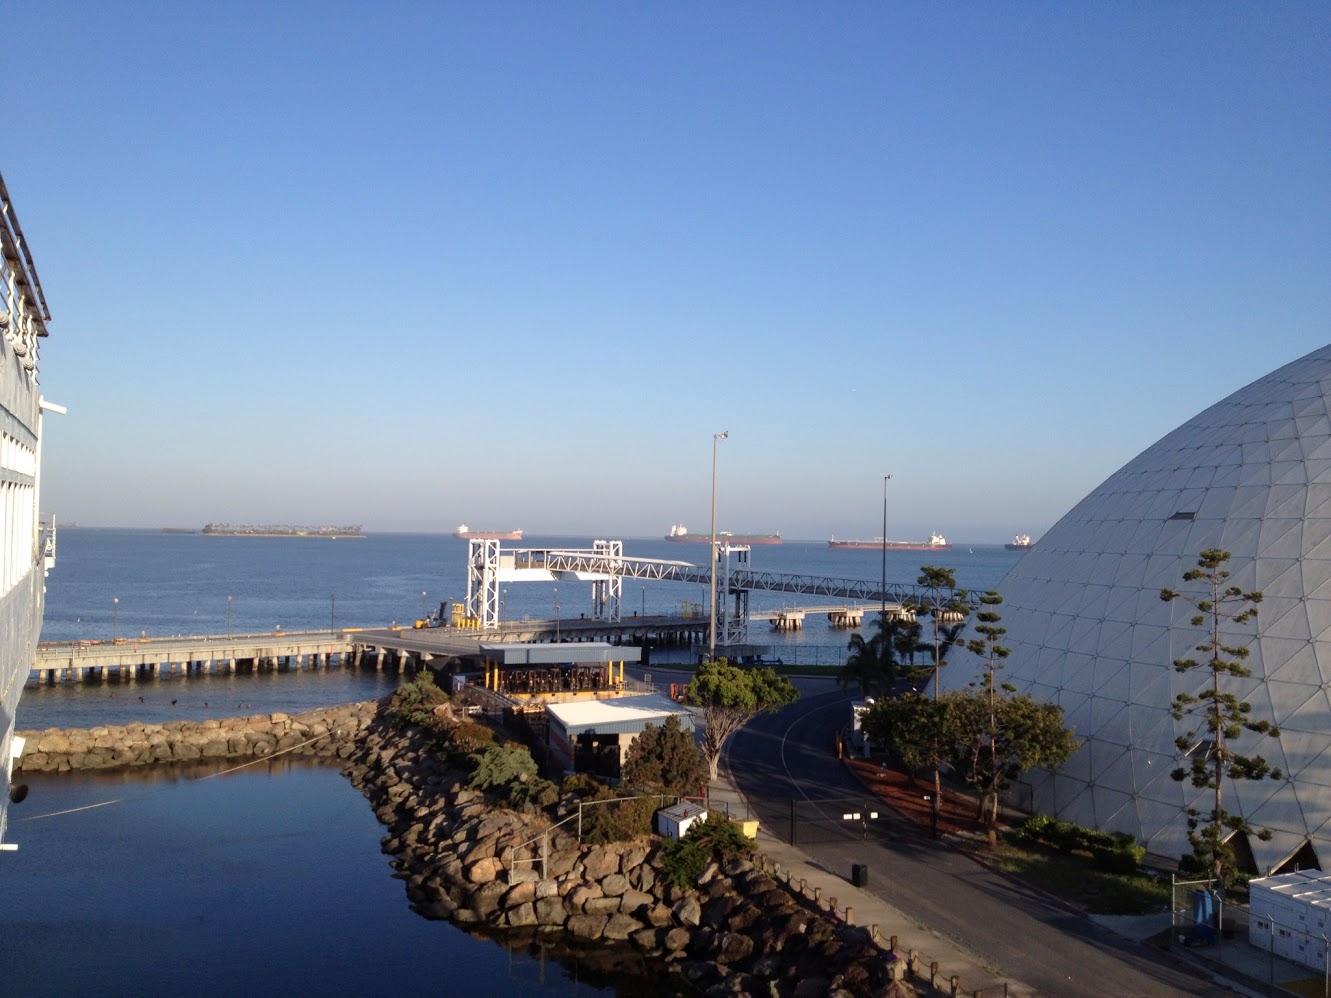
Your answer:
838,612 -> 926,698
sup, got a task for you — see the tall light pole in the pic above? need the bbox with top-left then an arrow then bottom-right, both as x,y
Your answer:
554,586 -> 560,641
421,590 -> 427,620
112,597 -> 119,642
227,594 -> 232,637
882,474 -> 892,626
330,593 -> 336,633
708,430 -> 728,660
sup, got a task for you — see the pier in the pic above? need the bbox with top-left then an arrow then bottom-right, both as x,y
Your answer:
32,631 -> 359,685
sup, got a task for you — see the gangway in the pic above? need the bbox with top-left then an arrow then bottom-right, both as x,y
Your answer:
464,539 -> 982,644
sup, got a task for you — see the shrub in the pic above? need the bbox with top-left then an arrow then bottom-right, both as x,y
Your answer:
580,793 -> 656,844
660,813 -> 755,889
470,744 -> 539,793
448,720 -> 496,755
1091,840 -> 1145,875
391,675 -> 450,731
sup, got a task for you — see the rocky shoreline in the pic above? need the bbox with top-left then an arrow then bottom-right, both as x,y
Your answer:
15,702 -> 376,772
19,701 -> 909,996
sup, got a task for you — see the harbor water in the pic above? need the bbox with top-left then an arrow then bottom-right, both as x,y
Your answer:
4,528 -> 1027,995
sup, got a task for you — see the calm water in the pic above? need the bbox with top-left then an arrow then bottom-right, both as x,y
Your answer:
5,529 -> 1025,995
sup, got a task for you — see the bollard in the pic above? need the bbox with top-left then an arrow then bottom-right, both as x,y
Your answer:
800,878 -> 807,895
950,974 -> 960,996
891,934 -> 898,952
929,961 -> 939,986
846,905 -> 853,924
814,887 -> 822,904
830,897 -> 838,916
909,950 -> 920,976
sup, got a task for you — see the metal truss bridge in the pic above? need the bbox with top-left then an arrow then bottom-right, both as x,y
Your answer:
464,539 -> 982,644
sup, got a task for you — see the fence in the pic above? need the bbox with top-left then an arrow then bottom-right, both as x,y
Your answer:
788,796 -> 887,846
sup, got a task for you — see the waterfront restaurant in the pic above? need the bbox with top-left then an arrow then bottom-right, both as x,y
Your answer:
545,693 -> 696,780
478,641 -> 641,698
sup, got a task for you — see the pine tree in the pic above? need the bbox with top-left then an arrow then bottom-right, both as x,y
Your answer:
904,565 -> 969,836
964,590 -> 1011,840
1161,548 -> 1281,884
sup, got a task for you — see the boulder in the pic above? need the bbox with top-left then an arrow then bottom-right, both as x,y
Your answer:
582,846 -> 621,880
602,913 -> 644,941
600,873 -> 629,897
673,896 -> 702,927
566,913 -> 609,940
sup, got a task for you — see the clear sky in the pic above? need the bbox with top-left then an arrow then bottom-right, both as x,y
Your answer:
6,3 -> 1328,542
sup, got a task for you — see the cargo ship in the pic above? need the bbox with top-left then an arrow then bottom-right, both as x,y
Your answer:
665,524 -> 782,544
201,523 -> 365,538
455,524 -> 523,541
1,170 -> 59,852
1005,533 -> 1035,551
828,532 -> 952,551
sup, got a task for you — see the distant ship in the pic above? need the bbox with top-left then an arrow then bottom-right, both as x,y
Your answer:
201,523 -> 365,538
455,524 -> 523,541
1005,533 -> 1035,551
828,532 -> 952,551
665,524 -> 782,544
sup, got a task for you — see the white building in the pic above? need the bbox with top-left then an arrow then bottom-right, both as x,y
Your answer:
949,344 -> 1331,873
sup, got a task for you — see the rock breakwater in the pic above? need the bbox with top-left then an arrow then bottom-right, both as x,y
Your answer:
15,702 -> 376,772
341,708 -> 903,997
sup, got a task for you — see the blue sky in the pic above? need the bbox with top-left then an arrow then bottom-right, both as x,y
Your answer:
6,3 -> 1328,542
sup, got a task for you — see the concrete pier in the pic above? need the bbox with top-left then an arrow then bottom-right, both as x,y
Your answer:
32,631 -> 354,685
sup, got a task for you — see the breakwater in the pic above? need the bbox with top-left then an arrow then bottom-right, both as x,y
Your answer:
14,703 -> 376,772
341,709 -> 901,996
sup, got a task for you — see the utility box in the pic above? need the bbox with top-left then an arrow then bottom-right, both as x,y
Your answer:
852,863 -> 869,888
657,802 -> 708,840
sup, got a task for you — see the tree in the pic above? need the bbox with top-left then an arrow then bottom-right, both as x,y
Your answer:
945,690 -> 1079,844
904,565 -> 970,835
622,714 -> 707,797
686,660 -> 799,781
905,565 -> 970,699
837,612 -> 926,699
860,692 -> 958,779
1161,548 -> 1280,885
965,590 -> 1011,839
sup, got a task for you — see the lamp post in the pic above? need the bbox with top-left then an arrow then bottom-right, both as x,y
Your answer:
641,586 -> 646,617
709,430 -> 728,660
554,586 -> 560,641
501,588 -> 507,619
330,593 -> 336,633
112,597 -> 119,642
227,594 -> 232,637
882,474 -> 892,626
421,590 -> 427,620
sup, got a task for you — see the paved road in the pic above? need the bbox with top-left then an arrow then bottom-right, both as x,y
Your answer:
728,687 -> 1224,998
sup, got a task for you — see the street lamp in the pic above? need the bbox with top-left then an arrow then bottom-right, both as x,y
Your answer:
709,430 -> 728,660
330,593 -> 336,633
112,597 -> 119,642
227,594 -> 232,637
882,473 -> 892,626
501,588 -> 507,619
554,586 -> 560,641
421,590 -> 427,620
641,586 -> 646,617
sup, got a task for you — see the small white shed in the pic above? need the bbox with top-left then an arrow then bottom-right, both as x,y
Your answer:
657,801 -> 708,840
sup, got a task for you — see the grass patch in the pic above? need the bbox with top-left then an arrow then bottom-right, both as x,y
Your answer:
982,840 -> 1171,915
770,664 -> 841,677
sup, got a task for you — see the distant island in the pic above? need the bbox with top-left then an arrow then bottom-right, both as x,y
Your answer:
200,523 -> 365,538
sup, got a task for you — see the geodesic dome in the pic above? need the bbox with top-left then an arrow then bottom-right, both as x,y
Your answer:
953,344 -> 1331,873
